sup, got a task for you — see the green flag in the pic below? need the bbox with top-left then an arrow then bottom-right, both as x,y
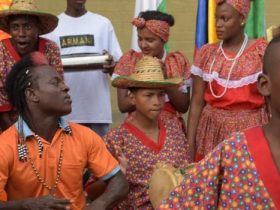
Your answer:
245,0 -> 265,38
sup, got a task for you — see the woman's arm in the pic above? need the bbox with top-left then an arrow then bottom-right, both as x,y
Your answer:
117,88 -> 136,113
187,76 -> 206,160
166,87 -> 190,113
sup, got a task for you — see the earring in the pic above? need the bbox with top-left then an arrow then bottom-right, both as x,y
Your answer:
241,22 -> 245,26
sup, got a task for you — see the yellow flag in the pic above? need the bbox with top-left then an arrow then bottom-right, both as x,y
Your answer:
208,0 -> 218,43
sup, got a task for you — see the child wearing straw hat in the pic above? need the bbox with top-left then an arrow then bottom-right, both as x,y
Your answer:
86,56 -> 191,209
0,0 -> 63,131
114,11 -> 191,137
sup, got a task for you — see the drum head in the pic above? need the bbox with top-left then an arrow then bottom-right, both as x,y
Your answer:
149,167 -> 181,208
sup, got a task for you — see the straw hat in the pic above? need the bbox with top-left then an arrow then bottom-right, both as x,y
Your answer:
0,0 -> 58,35
112,56 -> 182,89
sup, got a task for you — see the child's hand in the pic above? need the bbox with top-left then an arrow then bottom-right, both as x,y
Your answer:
118,152 -> 128,174
113,144 -> 128,174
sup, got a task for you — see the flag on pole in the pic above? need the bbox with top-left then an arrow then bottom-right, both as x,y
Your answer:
194,0 -> 218,52
208,0 -> 218,44
131,0 -> 167,51
194,0 -> 265,54
194,0 -> 208,50
245,0 -> 265,38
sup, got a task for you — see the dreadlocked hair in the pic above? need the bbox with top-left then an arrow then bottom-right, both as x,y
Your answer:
138,10 -> 175,26
5,51 -> 49,115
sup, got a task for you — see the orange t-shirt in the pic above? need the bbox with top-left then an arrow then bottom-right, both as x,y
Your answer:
0,122 -> 119,210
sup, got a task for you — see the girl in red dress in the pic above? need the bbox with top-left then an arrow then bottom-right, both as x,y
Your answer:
188,0 -> 268,161
158,35 -> 280,210
114,10 -> 191,136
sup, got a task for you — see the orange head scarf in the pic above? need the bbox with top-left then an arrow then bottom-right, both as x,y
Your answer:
217,0 -> 251,17
131,17 -> 170,43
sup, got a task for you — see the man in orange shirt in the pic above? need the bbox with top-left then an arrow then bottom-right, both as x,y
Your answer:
0,52 -> 128,210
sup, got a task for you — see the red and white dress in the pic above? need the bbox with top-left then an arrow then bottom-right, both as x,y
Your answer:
113,50 -> 191,135
191,38 -> 268,160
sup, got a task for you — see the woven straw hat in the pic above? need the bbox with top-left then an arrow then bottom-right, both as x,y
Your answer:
0,0 -> 58,35
112,56 -> 182,89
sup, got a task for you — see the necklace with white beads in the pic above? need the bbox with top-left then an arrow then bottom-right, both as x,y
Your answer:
209,34 -> 248,99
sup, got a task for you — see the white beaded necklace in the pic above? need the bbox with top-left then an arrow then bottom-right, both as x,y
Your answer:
208,34 -> 248,99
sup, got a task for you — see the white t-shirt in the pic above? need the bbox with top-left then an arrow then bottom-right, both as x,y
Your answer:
44,12 -> 122,123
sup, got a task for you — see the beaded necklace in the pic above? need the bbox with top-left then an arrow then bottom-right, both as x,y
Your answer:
208,34 -> 248,99
25,133 -> 64,195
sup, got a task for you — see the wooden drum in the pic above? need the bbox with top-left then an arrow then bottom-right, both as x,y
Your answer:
148,162 -> 194,208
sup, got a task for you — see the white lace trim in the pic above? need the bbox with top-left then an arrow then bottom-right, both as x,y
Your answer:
191,65 -> 261,88
191,65 -> 204,77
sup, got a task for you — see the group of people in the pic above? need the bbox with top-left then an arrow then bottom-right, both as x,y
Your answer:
0,0 -> 279,209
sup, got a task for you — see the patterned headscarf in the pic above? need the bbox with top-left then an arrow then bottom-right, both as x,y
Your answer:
217,0 -> 251,17
131,17 -> 170,42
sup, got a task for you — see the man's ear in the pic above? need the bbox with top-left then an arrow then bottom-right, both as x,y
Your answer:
25,88 -> 39,103
257,73 -> 271,97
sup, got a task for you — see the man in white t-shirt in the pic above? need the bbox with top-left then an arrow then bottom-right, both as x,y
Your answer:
44,0 -> 122,137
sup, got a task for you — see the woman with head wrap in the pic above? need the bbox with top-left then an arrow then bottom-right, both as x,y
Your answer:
158,35 -> 280,210
187,0 -> 268,161
113,10 -> 191,136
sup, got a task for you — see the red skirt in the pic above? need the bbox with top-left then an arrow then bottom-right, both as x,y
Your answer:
195,104 -> 268,161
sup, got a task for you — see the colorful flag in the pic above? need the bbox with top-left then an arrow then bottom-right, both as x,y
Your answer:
195,0 -> 218,51
208,0 -> 218,44
245,0 -> 265,38
131,0 -> 167,51
195,0 -> 208,49
194,0 -> 265,53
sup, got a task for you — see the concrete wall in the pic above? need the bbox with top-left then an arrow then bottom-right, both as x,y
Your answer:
37,0 -> 280,126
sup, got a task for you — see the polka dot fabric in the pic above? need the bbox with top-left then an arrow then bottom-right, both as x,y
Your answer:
158,129 -> 277,209
104,119 -> 191,209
